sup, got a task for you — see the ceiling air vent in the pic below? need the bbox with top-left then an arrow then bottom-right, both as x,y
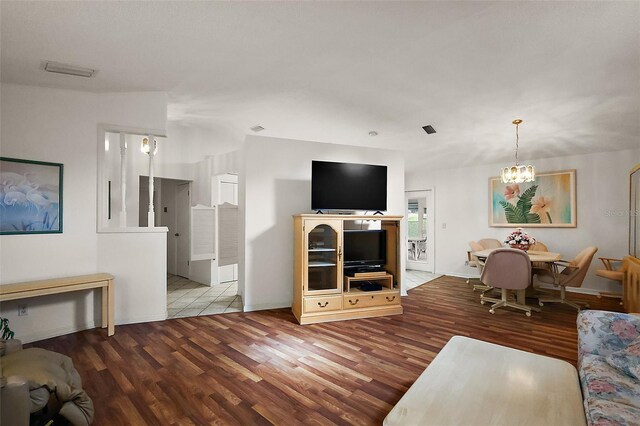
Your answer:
44,61 -> 97,78
422,125 -> 436,134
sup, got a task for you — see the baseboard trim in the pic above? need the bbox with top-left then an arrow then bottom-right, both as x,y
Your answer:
20,321 -> 97,344
23,312 -> 168,344
115,312 -> 168,326
437,271 -> 479,280
243,302 -> 291,312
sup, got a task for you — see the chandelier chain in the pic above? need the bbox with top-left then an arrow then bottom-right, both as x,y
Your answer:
515,122 -> 519,165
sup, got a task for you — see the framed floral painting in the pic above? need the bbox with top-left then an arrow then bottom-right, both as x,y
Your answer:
0,157 -> 63,235
489,169 -> 576,228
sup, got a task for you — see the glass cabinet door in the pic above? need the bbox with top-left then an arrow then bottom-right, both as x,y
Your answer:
305,220 -> 342,294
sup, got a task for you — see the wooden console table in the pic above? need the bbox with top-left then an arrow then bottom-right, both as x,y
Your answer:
0,273 -> 115,336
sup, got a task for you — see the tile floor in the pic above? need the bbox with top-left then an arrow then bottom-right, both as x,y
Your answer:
167,274 -> 242,319
405,269 -> 441,290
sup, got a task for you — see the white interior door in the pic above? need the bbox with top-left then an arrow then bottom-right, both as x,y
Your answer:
217,174 -> 238,283
406,190 -> 435,272
176,183 -> 191,278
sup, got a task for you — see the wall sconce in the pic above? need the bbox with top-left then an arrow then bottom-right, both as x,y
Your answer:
141,137 -> 158,155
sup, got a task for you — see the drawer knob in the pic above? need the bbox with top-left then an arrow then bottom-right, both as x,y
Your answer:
386,295 -> 396,302
318,301 -> 329,308
349,299 -> 359,306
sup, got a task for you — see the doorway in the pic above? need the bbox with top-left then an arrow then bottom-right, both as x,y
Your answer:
176,183 -> 190,278
405,190 -> 435,273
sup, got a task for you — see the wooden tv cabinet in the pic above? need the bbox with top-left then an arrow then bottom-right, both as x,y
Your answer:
292,214 -> 403,325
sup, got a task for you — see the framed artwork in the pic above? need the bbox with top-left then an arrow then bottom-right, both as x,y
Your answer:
0,157 -> 63,235
489,169 -> 576,228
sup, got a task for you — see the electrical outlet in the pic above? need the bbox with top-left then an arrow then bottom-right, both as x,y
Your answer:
18,304 -> 28,316
442,223 -> 447,229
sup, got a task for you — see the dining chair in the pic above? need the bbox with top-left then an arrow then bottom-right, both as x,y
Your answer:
537,246 -> 598,310
467,241 -> 490,291
478,238 -> 502,249
596,257 -> 624,299
529,241 -> 551,275
417,238 -> 427,260
407,240 -> 416,260
479,248 -> 535,316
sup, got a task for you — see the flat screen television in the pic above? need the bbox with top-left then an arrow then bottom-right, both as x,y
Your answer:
343,230 -> 387,268
311,160 -> 387,211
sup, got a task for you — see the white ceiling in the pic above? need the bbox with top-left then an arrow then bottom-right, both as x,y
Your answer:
2,1 -> 639,172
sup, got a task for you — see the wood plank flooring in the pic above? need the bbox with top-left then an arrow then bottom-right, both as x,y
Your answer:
30,276 -> 621,425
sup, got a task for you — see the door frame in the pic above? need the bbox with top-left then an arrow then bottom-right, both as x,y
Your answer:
176,182 -> 192,279
405,189 -> 435,273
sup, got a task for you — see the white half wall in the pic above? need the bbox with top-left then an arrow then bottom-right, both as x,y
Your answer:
240,135 -> 405,311
406,148 -> 640,294
97,231 -> 168,325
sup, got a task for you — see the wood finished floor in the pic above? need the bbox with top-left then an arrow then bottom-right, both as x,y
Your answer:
31,276 -> 621,425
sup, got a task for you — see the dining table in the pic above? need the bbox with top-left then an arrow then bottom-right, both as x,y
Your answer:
471,248 -> 562,305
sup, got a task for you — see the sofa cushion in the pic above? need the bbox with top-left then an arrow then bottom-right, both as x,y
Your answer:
584,398 -> 640,426
580,353 -> 640,409
606,337 -> 640,381
578,310 -> 640,358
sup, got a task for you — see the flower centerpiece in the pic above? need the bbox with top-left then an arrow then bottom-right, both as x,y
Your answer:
504,228 -> 535,251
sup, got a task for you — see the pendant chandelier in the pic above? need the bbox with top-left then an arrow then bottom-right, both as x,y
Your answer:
500,119 -> 535,184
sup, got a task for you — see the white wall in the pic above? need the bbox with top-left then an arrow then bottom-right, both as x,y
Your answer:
0,84 -> 169,342
240,135 -> 406,311
406,148 -> 640,294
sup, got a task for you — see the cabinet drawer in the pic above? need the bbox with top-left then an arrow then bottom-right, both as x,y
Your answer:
304,295 -> 342,313
343,291 -> 400,310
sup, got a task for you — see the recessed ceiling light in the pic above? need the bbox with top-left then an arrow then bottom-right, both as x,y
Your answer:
250,125 -> 265,132
368,131 -> 378,136
422,125 -> 436,134
44,61 -> 97,78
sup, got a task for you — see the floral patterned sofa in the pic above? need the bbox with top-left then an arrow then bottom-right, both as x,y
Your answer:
577,310 -> 640,425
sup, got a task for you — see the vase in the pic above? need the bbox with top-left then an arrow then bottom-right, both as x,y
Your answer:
511,244 -> 530,252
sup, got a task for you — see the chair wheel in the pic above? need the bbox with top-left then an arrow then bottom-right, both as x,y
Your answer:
525,311 -> 531,317
480,301 -> 485,305
489,309 -> 495,314
539,302 -> 544,306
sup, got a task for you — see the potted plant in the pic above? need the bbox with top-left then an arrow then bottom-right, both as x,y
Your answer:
505,228 -> 535,251
0,317 -> 16,357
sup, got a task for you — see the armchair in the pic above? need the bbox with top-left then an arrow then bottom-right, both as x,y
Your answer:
596,257 -> 624,299
537,246 -> 598,310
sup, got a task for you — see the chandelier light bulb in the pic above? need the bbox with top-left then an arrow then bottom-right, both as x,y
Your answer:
141,137 -> 158,155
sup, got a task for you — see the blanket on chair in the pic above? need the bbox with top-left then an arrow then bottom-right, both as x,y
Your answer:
1,347 -> 94,425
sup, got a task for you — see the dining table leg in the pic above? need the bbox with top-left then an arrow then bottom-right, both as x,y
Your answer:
517,289 -> 542,312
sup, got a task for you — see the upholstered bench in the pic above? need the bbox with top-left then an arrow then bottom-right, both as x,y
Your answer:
384,336 -> 586,425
